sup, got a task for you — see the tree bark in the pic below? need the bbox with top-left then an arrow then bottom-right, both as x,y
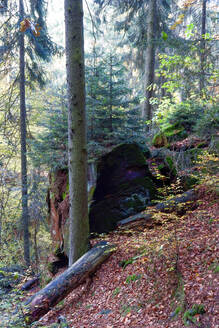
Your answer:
65,0 -> 89,266
154,189 -> 197,213
143,0 -> 156,123
199,0 -> 207,96
109,53 -> 113,133
33,220 -> 39,271
21,275 -> 40,291
24,242 -> 115,324
19,0 -> 30,267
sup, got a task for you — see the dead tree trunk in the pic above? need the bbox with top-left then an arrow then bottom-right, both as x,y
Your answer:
118,189 -> 197,226
155,189 -> 196,213
24,242 -> 115,324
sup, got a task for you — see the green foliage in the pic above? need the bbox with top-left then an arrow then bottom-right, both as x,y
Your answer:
152,133 -> 168,148
157,31 -> 216,99
0,286 -> 29,328
120,304 -> 132,316
120,258 -> 134,269
1,0 -> 60,87
112,287 -> 120,296
170,305 -> 183,318
165,156 -> 177,176
210,262 -> 219,274
86,50 -> 143,152
183,304 -> 205,326
162,123 -> 185,139
94,0 -> 173,74
125,273 -> 141,284
27,0 -> 61,63
195,105 -> 219,137
30,52 -> 145,168
154,99 -> 202,134
161,31 -> 168,41
154,29 -> 218,141
29,83 -> 68,170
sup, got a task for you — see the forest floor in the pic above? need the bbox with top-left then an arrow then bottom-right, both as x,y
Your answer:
0,154 -> 218,328
35,164 -> 219,328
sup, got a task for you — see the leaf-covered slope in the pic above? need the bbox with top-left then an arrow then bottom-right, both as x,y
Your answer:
38,181 -> 218,328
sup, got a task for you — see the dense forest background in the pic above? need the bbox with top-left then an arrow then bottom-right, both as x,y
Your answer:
0,0 -> 218,327
0,0 -> 218,275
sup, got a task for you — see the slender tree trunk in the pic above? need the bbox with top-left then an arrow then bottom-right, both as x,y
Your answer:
65,0 -> 89,266
19,0 -> 30,267
89,47 -> 97,140
199,0 -> 207,96
0,205 -> 2,245
143,0 -> 156,122
109,54 -> 113,133
34,220 -> 39,272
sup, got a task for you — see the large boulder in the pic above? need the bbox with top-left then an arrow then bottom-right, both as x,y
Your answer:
47,144 -> 156,254
89,143 -> 156,233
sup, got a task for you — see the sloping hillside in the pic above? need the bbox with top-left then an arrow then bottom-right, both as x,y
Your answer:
37,175 -> 218,328
0,154 -> 218,328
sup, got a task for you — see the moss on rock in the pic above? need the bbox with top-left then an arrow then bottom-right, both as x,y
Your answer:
153,123 -> 187,149
102,143 -> 147,170
152,133 -> 168,148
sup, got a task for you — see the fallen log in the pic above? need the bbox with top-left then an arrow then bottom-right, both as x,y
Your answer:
117,212 -> 152,226
21,275 -> 40,291
118,189 -> 197,226
155,189 -> 196,213
24,241 -> 115,324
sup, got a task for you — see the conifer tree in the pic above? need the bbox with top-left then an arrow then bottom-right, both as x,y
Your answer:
143,0 -> 156,122
19,0 -> 30,266
0,0 -> 58,266
199,0 -> 207,95
94,0 -> 172,123
86,50 -> 142,148
65,0 -> 89,265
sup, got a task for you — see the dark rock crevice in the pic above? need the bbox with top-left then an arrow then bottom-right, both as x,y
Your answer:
89,143 -> 156,233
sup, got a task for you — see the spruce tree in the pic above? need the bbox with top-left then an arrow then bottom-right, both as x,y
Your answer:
19,0 -> 30,266
86,50 -> 141,146
94,0 -> 172,122
65,0 -> 89,265
0,0 -> 58,266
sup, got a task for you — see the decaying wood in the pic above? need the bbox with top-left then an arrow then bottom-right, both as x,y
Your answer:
118,189 -> 197,226
21,275 -> 40,291
117,213 -> 152,226
155,189 -> 196,212
24,242 -> 115,324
